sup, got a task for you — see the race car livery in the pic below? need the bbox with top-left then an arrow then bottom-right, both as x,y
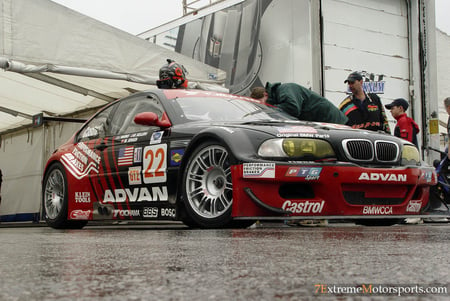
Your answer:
42,89 -> 440,229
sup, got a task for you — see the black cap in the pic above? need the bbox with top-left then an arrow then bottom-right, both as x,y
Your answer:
344,71 -> 363,83
385,98 -> 409,110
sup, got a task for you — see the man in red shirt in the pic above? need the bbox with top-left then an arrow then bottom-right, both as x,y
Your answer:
385,98 -> 419,147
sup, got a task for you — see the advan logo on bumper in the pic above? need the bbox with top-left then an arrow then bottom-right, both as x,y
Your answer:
282,200 -> 325,214
359,172 -> 407,182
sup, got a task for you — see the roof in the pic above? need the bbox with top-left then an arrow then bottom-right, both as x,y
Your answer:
0,0 -> 226,134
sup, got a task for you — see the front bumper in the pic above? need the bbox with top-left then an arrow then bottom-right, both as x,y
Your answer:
231,162 -> 439,219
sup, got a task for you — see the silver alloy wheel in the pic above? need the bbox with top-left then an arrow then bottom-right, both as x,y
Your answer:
185,145 -> 232,219
44,168 -> 65,220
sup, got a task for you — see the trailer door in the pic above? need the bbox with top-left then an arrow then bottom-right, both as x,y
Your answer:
321,0 -> 410,132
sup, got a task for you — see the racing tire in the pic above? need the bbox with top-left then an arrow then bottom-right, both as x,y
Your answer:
181,141 -> 235,228
354,219 -> 402,226
42,163 -> 87,229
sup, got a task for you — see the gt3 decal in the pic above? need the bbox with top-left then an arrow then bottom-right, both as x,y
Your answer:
143,144 -> 167,183
128,166 -> 142,185
243,163 -> 275,178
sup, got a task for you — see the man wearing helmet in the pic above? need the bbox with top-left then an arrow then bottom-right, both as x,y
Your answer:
157,59 -> 189,89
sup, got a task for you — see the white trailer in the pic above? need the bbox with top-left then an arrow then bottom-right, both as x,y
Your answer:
139,0 -> 440,159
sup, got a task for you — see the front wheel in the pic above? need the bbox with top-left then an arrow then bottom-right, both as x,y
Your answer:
182,142 -> 234,228
42,163 -> 87,229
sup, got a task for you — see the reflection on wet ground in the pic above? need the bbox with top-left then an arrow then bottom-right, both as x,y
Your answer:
0,222 -> 449,300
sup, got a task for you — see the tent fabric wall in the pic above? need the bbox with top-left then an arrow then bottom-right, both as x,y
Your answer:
0,0 -> 226,133
0,128 -> 44,221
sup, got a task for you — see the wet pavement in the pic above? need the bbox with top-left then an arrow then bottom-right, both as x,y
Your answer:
0,221 -> 449,300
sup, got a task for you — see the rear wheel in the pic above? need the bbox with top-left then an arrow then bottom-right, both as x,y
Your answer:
42,163 -> 87,229
182,142 -> 234,228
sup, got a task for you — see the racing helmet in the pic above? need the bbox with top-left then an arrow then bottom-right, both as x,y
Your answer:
157,59 -> 188,89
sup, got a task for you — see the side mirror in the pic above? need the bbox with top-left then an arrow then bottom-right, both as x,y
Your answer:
134,112 -> 171,128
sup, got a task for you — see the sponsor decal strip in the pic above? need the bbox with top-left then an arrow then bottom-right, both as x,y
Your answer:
61,154 -> 99,180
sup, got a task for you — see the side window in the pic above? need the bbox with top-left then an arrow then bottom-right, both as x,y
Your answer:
77,105 -> 115,141
110,96 -> 164,136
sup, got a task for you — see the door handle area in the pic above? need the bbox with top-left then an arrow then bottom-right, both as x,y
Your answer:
94,143 -> 108,151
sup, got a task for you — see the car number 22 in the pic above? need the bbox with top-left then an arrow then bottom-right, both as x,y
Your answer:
143,144 -> 167,184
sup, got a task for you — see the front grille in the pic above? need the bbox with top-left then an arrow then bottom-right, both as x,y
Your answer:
375,141 -> 399,162
343,139 -> 373,161
343,139 -> 400,163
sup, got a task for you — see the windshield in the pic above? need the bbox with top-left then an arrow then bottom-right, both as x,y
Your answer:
169,96 -> 295,123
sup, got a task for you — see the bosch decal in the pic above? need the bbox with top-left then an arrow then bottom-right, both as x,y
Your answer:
161,208 -> 176,218
282,200 -> 325,214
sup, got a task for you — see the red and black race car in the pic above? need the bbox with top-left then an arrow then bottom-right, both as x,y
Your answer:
42,89 -> 440,229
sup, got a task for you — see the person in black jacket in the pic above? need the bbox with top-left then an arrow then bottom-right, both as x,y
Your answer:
338,72 -> 390,133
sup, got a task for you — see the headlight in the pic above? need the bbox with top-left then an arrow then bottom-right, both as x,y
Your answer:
401,145 -> 420,165
258,138 -> 335,159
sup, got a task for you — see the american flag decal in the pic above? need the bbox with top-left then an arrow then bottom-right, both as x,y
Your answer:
118,146 -> 134,166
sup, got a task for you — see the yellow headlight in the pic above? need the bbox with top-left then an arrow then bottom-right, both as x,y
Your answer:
282,139 -> 335,158
401,145 -> 420,165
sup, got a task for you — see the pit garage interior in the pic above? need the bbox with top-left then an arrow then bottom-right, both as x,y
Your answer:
1,0 -> 450,224
0,0 -> 225,222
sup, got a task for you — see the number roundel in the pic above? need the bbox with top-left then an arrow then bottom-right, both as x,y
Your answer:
143,144 -> 167,184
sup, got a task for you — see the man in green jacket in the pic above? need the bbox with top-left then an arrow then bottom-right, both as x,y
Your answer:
250,82 -> 348,125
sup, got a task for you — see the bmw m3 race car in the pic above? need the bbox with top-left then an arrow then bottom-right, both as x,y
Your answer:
42,89 -> 439,229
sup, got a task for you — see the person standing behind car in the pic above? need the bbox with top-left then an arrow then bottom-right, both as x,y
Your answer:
250,82 -> 348,124
385,98 -> 419,147
444,97 -> 450,159
339,71 -> 390,133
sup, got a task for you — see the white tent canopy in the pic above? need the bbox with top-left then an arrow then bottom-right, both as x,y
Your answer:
0,0 -> 226,133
